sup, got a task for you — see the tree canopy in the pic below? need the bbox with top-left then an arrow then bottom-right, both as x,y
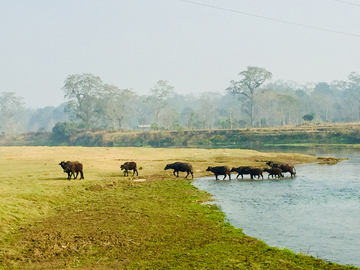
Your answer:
227,66 -> 272,126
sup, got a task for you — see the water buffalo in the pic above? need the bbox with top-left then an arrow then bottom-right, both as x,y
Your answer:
59,161 -> 84,180
230,166 -> 251,179
263,167 -> 284,179
266,161 -> 296,177
206,166 -> 231,180
248,168 -> 263,180
164,162 -> 193,179
59,161 -> 72,179
121,161 -> 138,176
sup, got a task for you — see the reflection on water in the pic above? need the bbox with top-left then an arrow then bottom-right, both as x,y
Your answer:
193,148 -> 360,267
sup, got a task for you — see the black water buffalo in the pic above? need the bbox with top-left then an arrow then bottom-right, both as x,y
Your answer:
59,161 -> 84,180
121,161 -> 138,176
206,166 -> 231,180
230,166 -> 251,179
248,168 -> 263,180
263,167 -> 284,179
266,161 -> 296,177
164,162 -> 193,179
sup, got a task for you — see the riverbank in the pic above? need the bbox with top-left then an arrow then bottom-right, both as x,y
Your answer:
3,122 -> 360,148
0,147 -> 357,269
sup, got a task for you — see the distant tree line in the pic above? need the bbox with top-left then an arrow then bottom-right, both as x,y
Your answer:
1,66 -> 360,137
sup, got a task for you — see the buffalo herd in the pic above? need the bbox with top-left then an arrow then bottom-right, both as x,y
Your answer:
205,162 -> 296,180
163,161 -> 295,180
59,159 -> 296,181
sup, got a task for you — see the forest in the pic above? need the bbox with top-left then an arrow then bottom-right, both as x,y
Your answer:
1,66 -> 360,137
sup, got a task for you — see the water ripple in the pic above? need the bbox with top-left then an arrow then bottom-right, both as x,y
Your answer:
193,153 -> 360,267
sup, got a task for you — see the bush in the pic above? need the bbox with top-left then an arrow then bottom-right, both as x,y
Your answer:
51,122 -> 78,144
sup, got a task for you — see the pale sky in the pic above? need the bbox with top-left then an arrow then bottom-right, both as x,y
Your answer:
1,0 -> 359,108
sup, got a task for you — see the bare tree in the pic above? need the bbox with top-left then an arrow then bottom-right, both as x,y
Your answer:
227,66 -> 272,126
197,92 -> 219,129
146,80 -> 175,126
0,92 -> 25,134
102,85 -> 137,128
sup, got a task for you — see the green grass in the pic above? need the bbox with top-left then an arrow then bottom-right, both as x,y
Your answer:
0,147 -> 357,269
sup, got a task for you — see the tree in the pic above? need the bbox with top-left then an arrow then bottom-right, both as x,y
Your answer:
227,66 -> 272,126
134,96 -> 152,126
62,73 -> 105,127
346,72 -> 360,105
0,92 -> 25,134
186,111 -> 201,129
276,94 -> 300,125
146,80 -> 175,126
27,105 -> 69,131
51,121 -> 78,144
160,107 -> 179,129
348,72 -> 360,87
102,85 -> 137,129
197,92 -> 219,129
302,113 -> 315,122
255,91 -> 282,126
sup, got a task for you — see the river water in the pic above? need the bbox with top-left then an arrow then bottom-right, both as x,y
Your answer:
192,148 -> 360,267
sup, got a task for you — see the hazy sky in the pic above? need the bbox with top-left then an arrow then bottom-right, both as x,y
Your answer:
1,0 -> 359,109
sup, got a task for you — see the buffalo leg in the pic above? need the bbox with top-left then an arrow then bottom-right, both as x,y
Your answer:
185,171 -> 189,178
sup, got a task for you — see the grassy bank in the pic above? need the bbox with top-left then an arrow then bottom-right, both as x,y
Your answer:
3,122 -> 360,147
0,147 -> 356,269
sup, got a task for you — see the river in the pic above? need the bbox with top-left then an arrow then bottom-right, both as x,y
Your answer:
192,147 -> 360,267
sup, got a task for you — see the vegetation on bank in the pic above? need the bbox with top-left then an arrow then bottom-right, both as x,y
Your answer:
0,147 -> 356,269
2,70 -> 360,137
2,122 -> 360,148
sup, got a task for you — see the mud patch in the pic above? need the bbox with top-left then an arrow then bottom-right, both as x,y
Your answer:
317,156 -> 347,164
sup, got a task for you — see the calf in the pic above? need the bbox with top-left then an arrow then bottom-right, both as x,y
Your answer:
59,161 -> 84,180
266,161 -> 296,177
121,161 -> 138,176
230,166 -> 251,179
263,167 -> 284,179
164,162 -> 193,179
206,166 -> 231,180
